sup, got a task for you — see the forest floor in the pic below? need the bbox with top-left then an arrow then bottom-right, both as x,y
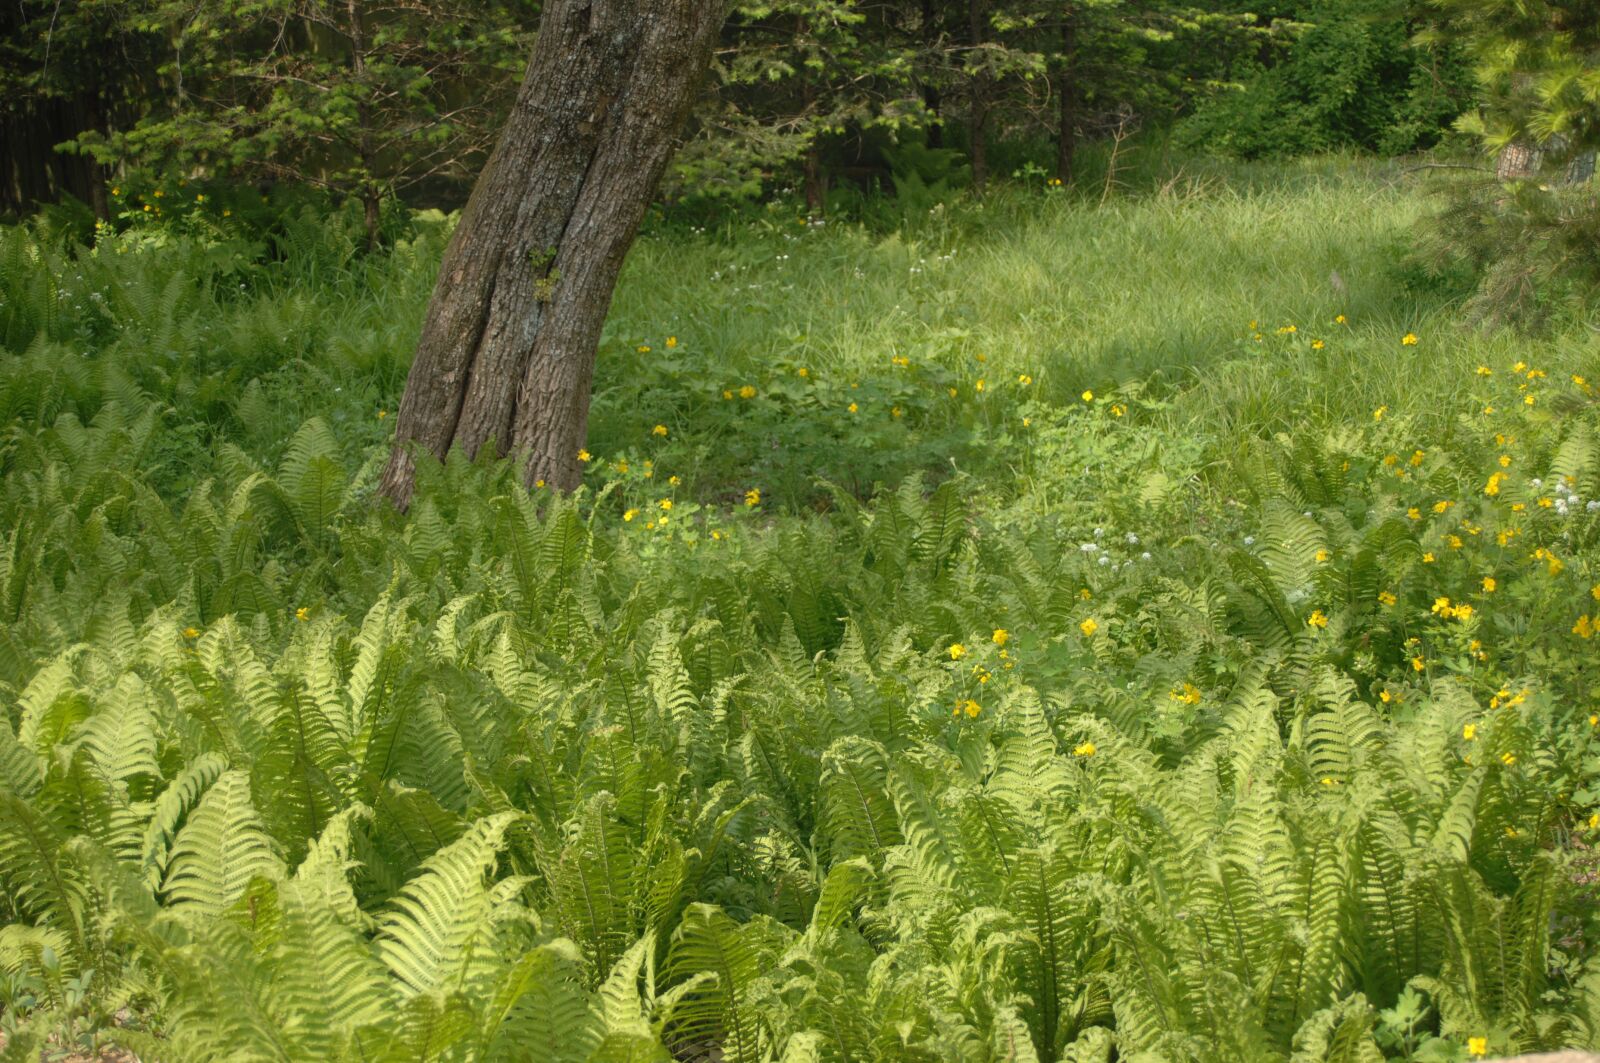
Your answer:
1,157 -> 1598,1060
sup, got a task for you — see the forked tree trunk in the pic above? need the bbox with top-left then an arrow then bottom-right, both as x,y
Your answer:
377,0 -> 722,508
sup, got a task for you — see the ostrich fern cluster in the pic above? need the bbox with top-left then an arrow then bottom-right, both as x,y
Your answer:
3,187 -> 1600,1060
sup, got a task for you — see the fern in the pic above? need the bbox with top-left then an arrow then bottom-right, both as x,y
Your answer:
161,769 -> 285,916
375,810 -> 517,998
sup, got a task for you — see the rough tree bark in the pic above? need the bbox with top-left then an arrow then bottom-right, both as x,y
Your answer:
377,0 -> 723,508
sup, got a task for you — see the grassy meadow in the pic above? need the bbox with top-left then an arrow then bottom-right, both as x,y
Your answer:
2,157 -> 1599,1061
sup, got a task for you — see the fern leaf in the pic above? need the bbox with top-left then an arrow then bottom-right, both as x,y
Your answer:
161,769 -> 285,917
375,810 -> 517,998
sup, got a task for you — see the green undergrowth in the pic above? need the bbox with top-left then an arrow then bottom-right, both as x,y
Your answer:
2,160 -> 1599,1061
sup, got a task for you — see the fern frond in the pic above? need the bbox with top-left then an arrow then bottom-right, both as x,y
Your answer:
375,810 -> 517,997
161,769 -> 285,917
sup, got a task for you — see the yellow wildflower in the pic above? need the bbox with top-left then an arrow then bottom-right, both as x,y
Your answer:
1407,507 -> 1422,521
1335,314 -> 1347,324
1401,333 -> 1418,346
958,699 -> 981,719
183,627 -> 200,639
578,449 -> 591,462
652,424 -> 668,437
992,628 -> 1009,646
1315,548 -> 1330,563
1575,615 -> 1596,639
1482,577 -> 1496,593
623,509 -> 638,522
1073,741 -> 1096,757
1463,723 -> 1476,741
1500,752 -> 1516,766
1017,374 -> 1033,385
1467,1036 -> 1488,1058
1307,610 -> 1329,629
1311,339 -> 1325,350
739,385 -> 757,399
659,498 -> 673,511
949,643 -> 968,660
1378,591 -> 1398,607
1373,405 -> 1388,422
1080,618 -> 1099,637
1412,655 -> 1426,672
1081,390 -> 1094,402
745,488 -> 761,507
847,402 -> 858,413
295,607 -> 310,622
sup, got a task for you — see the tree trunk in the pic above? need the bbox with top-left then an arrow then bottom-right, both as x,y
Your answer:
347,0 -> 382,252
967,0 -> 989,192
377,0 -> 722,508
800,27 -> 826,216
803,146 -> 826,214
1056,12 -> 1077,184
921,0 -> 942,149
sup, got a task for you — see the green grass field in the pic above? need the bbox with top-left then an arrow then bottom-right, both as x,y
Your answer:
2,158 -> 1599,1061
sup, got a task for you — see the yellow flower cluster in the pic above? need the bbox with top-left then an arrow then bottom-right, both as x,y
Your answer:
1430,597 -> 1474,622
